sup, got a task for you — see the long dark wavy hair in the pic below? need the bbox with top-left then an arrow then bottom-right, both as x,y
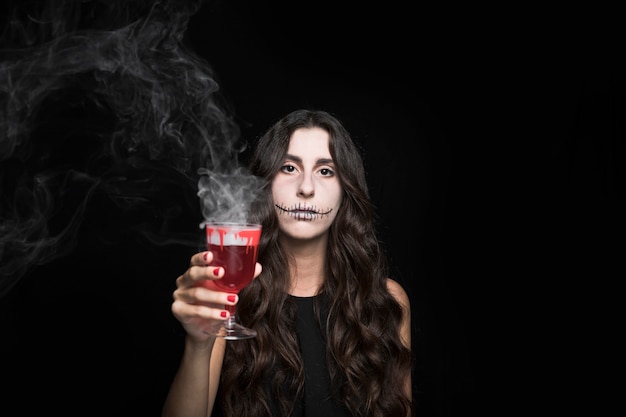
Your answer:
219,109 -> 414,417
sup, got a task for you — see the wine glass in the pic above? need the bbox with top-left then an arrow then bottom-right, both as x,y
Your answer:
202,221 -> 261,340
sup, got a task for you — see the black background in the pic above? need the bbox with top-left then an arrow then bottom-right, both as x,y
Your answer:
1,1 -> 623,416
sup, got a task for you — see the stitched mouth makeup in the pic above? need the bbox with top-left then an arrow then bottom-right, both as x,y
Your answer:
274,203 -> 333,221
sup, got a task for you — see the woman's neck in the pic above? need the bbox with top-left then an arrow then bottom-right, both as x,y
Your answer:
280,234 -> 327,297
289,265 -> 324,297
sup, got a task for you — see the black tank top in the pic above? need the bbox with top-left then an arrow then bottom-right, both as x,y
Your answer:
288,295 -> 350,417
213,295 -> 352,417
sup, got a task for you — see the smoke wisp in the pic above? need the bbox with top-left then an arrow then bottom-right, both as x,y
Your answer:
0,0 -> 261,297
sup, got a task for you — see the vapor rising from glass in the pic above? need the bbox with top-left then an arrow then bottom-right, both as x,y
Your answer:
0,0 -> 261,298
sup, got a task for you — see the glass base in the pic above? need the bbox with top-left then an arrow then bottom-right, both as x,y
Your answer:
215,322 -> 257,340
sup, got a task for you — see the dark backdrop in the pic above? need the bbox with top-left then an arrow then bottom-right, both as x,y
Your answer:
1,1 -> 623,416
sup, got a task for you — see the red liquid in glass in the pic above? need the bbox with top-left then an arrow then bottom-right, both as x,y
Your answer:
206,244 -> 258,293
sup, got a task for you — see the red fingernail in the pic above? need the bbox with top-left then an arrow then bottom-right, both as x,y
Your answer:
213,268 -> 220,275
220,311 -> 228,318
203,252 -> 208,261
227,295 -> 236,302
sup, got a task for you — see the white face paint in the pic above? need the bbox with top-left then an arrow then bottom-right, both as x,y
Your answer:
272,127 -> 342,241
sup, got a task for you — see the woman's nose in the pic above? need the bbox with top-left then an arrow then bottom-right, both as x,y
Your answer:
297,174 -> 315,197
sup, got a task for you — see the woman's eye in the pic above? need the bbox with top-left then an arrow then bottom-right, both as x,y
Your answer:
281,164 -> 296,173
320,168 -> 334,176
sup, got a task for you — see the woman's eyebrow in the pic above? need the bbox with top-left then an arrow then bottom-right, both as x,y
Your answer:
316,158 -> 334,165
284,154 -> 302,163
284,155 -> 334,165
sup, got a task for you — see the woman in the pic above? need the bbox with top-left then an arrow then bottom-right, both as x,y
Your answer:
162,109 -> 413,417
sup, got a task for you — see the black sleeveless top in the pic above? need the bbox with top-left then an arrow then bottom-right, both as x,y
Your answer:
287,295 -> 351,417
213,295 -> 351,417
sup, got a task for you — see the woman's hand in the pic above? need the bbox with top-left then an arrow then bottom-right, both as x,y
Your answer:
171,251 -> 262,341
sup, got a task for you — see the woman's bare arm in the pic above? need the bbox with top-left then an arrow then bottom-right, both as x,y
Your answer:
162,252 -> 262,417
162,336 -> 226,417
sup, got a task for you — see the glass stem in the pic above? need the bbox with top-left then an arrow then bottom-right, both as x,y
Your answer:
225,304 -> 237,329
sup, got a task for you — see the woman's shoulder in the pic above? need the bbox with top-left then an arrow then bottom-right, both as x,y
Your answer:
385,278 -> 410,310
385,278 -> 411,348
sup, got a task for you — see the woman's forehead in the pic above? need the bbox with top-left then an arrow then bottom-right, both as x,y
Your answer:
286,127 -> 331,157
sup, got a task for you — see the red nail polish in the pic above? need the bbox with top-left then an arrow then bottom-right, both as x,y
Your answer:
220,311 -> 228,318
213,268 -> 220,276
227,295 -> 236,302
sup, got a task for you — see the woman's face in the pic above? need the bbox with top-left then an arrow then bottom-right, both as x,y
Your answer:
271,127 -> 343,241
